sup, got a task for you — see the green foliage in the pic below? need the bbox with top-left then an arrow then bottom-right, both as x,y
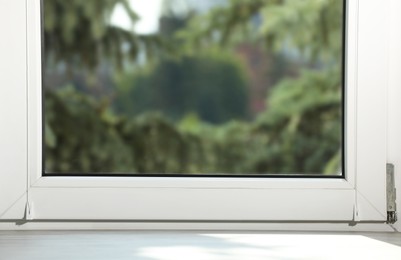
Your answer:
44,0 -> 344,175
43,0 -> 164,68
114,51 -> 250,124
44,88 -> 253,174
254,69 -> 342,173
179,0 -> 343,61
169,0 -> 344,174
45,87 -> 135,173
45,74 -> 340,174
257,0 -> 343,59
115,113 -> 224,174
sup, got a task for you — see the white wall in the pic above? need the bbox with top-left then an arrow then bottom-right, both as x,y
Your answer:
389,0 -> 401,231
0,0 -> 28,219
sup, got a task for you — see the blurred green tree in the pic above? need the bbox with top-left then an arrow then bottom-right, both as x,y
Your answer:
44,0 -> 344,175
114,52 -> 250,124
43,0 -> 164,69
174,0 -> 344,174
45,87 -> 135,173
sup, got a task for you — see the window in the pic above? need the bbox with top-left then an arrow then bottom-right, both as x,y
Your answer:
42,0 -> 344,177
0,0 -> 390,226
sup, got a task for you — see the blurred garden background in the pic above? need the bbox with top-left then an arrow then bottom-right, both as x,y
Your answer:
43,0 -> 344,175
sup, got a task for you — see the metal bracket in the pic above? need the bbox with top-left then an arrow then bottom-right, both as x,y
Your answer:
386,163 -> 397,224
24,201 -> 34,221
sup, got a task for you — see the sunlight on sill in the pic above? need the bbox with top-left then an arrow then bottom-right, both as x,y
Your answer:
137,234 -> 401,260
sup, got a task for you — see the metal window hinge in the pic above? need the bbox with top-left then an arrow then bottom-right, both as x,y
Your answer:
386,163 -> 397,224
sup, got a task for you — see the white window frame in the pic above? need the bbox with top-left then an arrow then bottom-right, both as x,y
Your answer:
0,0 -> 392,227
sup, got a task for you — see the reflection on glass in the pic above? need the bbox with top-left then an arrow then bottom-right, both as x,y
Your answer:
43,0 -> 344,176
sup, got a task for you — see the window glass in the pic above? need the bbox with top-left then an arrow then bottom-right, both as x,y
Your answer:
43,0 -> 344,176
